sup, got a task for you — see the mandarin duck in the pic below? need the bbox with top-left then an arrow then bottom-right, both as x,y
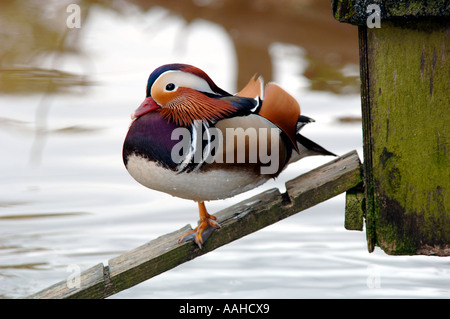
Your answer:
123,63 -> 335,248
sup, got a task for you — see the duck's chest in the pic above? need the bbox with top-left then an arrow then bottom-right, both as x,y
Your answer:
125,153 -> 269,201
122,112 -> 269,201
123,112 -> 181,170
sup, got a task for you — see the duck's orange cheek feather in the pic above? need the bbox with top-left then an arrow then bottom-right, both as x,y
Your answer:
158,88 -> 237,126
151,87 -> 178,107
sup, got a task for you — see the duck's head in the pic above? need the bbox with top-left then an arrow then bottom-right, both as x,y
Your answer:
131,64 -> 232,125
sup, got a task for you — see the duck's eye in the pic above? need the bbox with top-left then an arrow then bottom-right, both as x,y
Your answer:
165,83 -> 176,91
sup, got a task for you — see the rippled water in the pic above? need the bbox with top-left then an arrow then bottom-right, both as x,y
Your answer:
1,1 -> 449,299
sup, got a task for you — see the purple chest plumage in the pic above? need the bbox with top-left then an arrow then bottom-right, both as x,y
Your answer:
123,111 -> 181,170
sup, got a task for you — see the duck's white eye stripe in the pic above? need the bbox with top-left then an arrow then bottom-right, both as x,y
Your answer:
154,70 -> 214,94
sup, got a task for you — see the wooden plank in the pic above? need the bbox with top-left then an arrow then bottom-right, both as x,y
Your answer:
345,184 -> 365,231
357,25 -> 376,252
333,0 -> 449,257
286,150 -> 362,210
360,20 -> 449,255
28,263 -> 106,299
28,150 -> 362,299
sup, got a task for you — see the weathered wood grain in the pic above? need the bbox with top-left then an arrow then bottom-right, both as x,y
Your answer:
345,184 -> 365,231
331,0 -> 450,26
29,263 -> 106,299
28,150 -> 362,299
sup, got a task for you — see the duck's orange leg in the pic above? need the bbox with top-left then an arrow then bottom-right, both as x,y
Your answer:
178,201 -> 221,248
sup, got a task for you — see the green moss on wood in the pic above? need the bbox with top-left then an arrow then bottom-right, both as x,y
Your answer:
345,185 -> 365,231
367,20 -> 449,254
331,0 -> 450,26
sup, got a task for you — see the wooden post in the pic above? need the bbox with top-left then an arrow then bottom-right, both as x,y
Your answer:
28,151 -> 362,299
332,0 -> 449,255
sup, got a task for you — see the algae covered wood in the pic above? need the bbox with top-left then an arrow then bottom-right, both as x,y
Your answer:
332,0 -> 449,255
28,263 -> 106,299
362,21 -> 449,255
28,150 -> 362,299
332,0 -> 450,26
345,184 -> 365,231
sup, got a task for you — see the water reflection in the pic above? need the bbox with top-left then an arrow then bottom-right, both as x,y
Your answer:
0,0 -> 91,94
0,0 -> 358,96
129,0 -> 359,89
0,67 -> 90,95
0,212 -> 89,220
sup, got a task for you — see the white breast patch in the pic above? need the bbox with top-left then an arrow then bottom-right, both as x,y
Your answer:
125,154 -> 269,201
